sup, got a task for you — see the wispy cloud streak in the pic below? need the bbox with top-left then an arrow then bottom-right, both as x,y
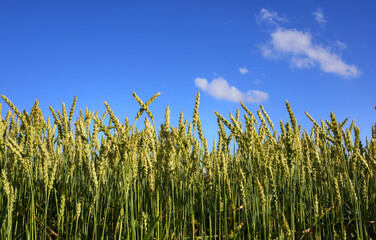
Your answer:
261,28 -> 360,78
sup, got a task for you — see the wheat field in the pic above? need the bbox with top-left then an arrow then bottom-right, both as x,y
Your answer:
0,92 -> 376,239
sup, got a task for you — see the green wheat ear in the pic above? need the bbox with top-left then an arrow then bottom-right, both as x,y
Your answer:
69,96 -> 77,124
192,91 -> 200,124
132,92 -> 160,125
1,95 -> 26,124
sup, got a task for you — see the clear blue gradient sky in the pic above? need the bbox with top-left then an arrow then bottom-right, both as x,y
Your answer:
1,1 -> 375,145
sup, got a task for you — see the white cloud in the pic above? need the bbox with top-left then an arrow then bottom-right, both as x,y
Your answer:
256,8 -> 288,26
261,43 -> 277,59
335,40 -> 347,50
313,8 -> 326,24
262,28 -> 360,78
252,79 -> 263,85
245,90 -> 269,103
239,67 -> 248,74
291,56 -> 315,69
195,77 -> 268,103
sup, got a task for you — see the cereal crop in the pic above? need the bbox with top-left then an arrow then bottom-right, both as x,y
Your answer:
1,92 -> 376,239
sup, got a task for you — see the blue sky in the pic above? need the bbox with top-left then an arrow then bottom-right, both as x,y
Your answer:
1,1 -> 375,145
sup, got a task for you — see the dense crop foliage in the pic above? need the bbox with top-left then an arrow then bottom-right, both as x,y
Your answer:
1,92 -> 376,239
